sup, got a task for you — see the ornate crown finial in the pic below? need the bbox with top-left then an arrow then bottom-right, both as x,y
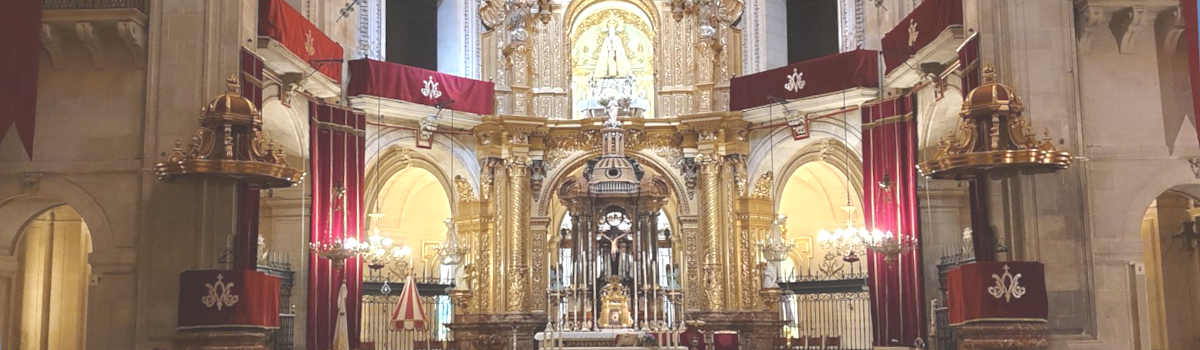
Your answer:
982,65 -> 996,83
226,73 -> 240,93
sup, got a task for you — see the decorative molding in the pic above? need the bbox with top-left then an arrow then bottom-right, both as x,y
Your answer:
40,24 -> 64,69
74,22 -> 103,67
1114,6 -> 1149,54
1075,5 -> 1108,54
1074,1 -> 1179,54
1159,7 -> 1186,54
116,20 -> 146,63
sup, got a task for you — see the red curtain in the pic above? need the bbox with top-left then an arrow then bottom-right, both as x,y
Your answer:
308,101 -> 365,350
0,0 -> 40,159
861,95 -> 925,347
1183,0 -> 1200,145
233,49 -> 267,271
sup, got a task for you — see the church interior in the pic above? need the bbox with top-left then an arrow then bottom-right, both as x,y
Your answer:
3,0 -> 1200,349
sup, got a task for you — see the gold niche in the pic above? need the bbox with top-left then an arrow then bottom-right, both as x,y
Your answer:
155,74 -> 302,188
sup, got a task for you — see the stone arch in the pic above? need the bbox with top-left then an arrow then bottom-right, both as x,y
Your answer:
535,150 -> 691,216
3,204 -> 93,350
364,145 -> 457,217
773,138 -> 864,213
365,127 -> 480,188
259,97 -> 309,161
0,175 -> 115,256
564,0 -> 661,34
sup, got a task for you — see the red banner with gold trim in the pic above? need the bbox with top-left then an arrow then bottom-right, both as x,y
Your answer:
259,0 -> 343,82
881,0 -> 963,73
348,59 -> 496,115
308,102 -> 365,349
729,50 -> 879,111
862,95 -> 925,347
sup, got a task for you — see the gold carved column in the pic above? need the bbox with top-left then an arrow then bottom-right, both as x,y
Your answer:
747,172 -> 776,306
697,152 -> 724,311
454,175 -> 489,315
506,157 -> 531,312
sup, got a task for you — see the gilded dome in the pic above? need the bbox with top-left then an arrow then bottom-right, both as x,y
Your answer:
961,66 -> 1023,118
203,74 -> 261,125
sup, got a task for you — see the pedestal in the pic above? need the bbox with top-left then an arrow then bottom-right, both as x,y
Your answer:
174,329 -> 271,350
446,312 -> 547,350
955,321 -> 1048,350
947,262 -> 1048,349
690,311 -> 784,350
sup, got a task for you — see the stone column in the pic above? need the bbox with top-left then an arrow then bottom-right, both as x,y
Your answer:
697,153 -> 724,311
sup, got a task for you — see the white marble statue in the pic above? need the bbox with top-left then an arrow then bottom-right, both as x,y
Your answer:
593,17 -> 632,79
962,227 -> 974,257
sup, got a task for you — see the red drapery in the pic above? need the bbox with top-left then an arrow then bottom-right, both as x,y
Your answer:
347,59 -> 496,115
1183,0 -> 1200,145
308,102 -> 365,350
259,0 -> 344,82
0,0 -> 40,158
233,49 -> 267,270
861,95 -> 925,347
728,50 -> 879,111
881,0 -> 963,73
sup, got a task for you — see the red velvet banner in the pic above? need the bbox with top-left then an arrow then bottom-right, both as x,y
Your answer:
259,0 -> 344,82
1183,0 -> 1200,146
233,50 -> 266,271
730,50 -> 880,111
347,59 -> 496,115
178,270 -> 280,329
241,49 -> 266,107
881,0 -> 963,73
861,95 -> 925,347
946,262 -> 1048,325
308,102 -> 366,350
0,0 -> 40,159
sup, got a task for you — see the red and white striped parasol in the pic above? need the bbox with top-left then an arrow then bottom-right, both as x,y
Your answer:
390,274 -> 428,331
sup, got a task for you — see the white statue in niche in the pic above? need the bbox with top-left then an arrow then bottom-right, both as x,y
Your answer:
961,227 -> 974,257
592,17 -> 632,79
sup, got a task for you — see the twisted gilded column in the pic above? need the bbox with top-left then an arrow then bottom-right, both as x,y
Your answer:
698,153 -> 724,310
507,157 -> 530,312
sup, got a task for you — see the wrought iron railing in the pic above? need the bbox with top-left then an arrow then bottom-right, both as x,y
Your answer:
360,273 -> 455,350
776,273 -> 873,350
42,0 -> 148,12
361,294 -> 453,350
